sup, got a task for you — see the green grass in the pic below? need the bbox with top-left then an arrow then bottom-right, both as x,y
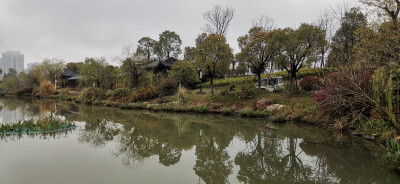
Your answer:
197,68 -> 332,88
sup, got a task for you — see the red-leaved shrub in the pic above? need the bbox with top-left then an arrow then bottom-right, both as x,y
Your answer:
312,69 -> 374,123
299,76 -> 323,91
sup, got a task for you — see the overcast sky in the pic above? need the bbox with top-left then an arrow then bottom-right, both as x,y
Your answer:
0,0 -> 360,67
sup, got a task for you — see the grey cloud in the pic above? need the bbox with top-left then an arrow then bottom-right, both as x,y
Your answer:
0,0 -> 359,66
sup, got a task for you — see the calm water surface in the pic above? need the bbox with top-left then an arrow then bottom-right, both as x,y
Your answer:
0,98 -> 399,184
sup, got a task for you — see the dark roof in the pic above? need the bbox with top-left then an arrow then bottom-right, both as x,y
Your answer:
68,76 -> 82,80
145,57 -> 177,70
61,68 -> 78,79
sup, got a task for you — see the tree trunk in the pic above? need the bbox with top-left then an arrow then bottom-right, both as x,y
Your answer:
210,75 -> 214,95
290,66 -> 297,93
257,73 -> 261,89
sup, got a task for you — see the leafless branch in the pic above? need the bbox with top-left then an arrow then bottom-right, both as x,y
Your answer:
202,5 -> 235,36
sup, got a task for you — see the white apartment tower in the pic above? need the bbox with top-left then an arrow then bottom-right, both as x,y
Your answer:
0,51 -> 24,74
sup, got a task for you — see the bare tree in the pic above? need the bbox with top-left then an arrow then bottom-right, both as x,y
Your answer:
361,0 -> 400,27
251,15 -> 275,32
315,10 -> 334,68
203,5 -> 235,36
114,43 -> 136,64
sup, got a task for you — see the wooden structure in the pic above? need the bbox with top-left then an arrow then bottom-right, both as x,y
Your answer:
60,68 -> 81,88
145,57 -> 177,74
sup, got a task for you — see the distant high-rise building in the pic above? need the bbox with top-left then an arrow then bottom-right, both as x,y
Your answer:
27,62 -> 40,71
0,51 -> 24,74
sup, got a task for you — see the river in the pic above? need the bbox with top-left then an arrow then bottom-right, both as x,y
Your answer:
0,97 -> 399,184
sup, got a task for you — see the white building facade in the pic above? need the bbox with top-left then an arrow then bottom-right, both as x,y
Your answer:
0,51 -> 24,74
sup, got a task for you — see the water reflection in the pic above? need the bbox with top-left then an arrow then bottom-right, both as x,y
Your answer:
1,98 -> 400,184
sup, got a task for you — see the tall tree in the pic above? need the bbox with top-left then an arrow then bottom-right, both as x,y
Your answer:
183,46 -> 196,62
136,37 -> 157,64
203,5 -> 235,36
121,57 -> 144,88
328,8 -> 367,67
361,0 -> 400,27
195,33 -> 208,46
195,34 -> 233,95
251,15 -> 275,32
79,57 -> 108,88
315,10 -> 334,68
38,58 -> 65,83
275,24 -> 326,92
236,27 -> 280,88
157,31 -> 182,60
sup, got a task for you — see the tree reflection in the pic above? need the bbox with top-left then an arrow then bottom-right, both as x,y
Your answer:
78,119 -> 121,148
194,131 -> 233,184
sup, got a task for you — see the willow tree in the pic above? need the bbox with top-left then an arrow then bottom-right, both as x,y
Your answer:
275,24 -> 326,92
195,34 -> 233,95
236,26 -> 280,88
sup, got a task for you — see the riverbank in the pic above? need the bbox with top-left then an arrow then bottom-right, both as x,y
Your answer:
36,85 -> 399,143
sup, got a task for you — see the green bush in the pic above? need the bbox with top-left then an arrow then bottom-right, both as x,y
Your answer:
168,61 -> 200,88
221,108 -> 233,115
80,87 -> 105,104
16,87 -> 34,96
361,120 -> 393,133
93,99 -> 102,105
272,114 -> 288,123
238,83 -> 258,98
158,79 -> 178,97
194,105 -> 210,113
271,68 -> 332,79
385,140 -> 400,173
112,88 -> 130,100
129,85 -> 159,102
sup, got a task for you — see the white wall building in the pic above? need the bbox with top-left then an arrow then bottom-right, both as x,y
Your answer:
0,51 -> 24,74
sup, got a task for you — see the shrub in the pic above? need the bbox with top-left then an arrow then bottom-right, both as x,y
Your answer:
129,85 -> 158,102
112,88 -> 130,100
112,83 -> 127,90
272,114 -> 288,123
312,68 -> 374,125
80,87 -> 105,104
93,99 -> 102,105
39,81 -> 56,97
238,82 -> 258,98
158,79 -> 178,97
299,76 -> 322,91
168,61 -> 200,88
16,87 -> 34,96
221,108 -> 233,115
385,140 -> 400,173
220,83 -> 236,96
194,105 -> 210,113
272,68 -> 332,79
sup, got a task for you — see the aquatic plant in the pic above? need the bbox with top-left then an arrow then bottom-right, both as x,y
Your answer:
385,140 -> 400,173
0,118 -> 76,134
